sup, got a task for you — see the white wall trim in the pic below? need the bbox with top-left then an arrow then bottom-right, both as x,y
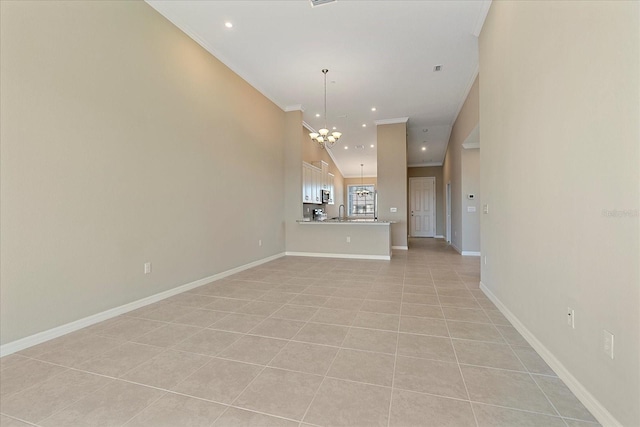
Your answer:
472,0 -> 493,37
451,243 -> 462,254
374,117 -> 409,125
285,251 -> 391,260
450,65 -> 478,127
285,104 -> 304,112
391,246 -> 409,250
479,282 -> 623,427
0,252 -> 286,357
302,121 -> 315,133
461,251 -> 481,256
462,142 -> 480,150
435,235 -> 445,239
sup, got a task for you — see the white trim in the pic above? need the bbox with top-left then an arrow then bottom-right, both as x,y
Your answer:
451,243 -> 462,254
435,235 -> 445,239
473,0 -> 493,37
462,142 -> 480,150
285,104 -> 304,112
374,117 -> 409,125
450,65 -> 478,127
303,121 -> 316,133
479,282 -> 623,427
461,251 -> 481,256
392,246 -> 409,250
285,251 -> 390,260
0,253 -> 286,357
407,162 -> 443,167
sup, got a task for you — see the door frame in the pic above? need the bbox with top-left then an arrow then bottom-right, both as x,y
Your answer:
409,177 -> 436,238
446,181 -> 452,243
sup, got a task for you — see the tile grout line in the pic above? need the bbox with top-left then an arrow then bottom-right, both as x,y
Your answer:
385,265 -> 406,427
440,268 -> 480,427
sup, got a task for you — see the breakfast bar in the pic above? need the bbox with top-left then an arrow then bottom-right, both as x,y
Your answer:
288,219 -> 393,260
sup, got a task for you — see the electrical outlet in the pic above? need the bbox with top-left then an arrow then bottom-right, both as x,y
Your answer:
144,262 -> 152,274
346,236 -> 351,243
566,307 -> 575,328
483,204 -> 489,214
258,239 -> 262,247
603,330 -> 614,359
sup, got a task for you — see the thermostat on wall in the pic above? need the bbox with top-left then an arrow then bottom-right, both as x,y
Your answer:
468,194 -> 475,200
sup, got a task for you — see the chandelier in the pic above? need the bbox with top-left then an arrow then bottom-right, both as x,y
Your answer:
309,69 -> 342,149
356,163 -> 370,198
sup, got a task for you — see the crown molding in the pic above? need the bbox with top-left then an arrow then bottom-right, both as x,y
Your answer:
408,162 -> 443,168
343,174 -> 377,179
473,0 -> 492,37
285,104 -> 304,112
302,121 -> 315,132
375,117 -> 409,126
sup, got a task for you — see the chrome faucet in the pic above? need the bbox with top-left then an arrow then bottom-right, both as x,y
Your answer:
339,204 -> 345,219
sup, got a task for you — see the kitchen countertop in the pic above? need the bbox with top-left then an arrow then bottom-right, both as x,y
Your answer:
297,219 -> 394,225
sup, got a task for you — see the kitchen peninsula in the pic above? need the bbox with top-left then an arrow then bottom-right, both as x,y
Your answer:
289,219 -> 393,260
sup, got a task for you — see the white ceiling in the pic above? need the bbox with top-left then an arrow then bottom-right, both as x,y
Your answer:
146,0 -> 490,177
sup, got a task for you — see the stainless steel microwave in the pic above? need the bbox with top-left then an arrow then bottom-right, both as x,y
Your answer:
321,190 -> 330,203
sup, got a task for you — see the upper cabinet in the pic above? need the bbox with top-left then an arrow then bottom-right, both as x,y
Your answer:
303,160 -> 335,205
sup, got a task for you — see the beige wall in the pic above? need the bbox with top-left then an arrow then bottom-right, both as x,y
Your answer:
301,129 -> 344,218
408,166 -> 444,237
0,1 -> 286,345
443,76 -> 479,252
377,122 -> 408,248
480,1 -> 639,425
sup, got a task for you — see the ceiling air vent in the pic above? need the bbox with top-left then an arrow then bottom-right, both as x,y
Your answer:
310,0 -> 337,7
433,65 -> 443,72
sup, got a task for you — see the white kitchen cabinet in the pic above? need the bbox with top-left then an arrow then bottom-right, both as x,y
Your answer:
327,172 -> 335,204
302,161 -> 322,204
312,166 -> 322,203
312,161 -> 329,190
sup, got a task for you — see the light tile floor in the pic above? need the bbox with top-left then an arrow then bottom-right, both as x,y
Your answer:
0,238 -> 600,426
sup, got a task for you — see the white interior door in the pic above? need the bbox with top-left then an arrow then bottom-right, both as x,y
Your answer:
410,177 -> 436,237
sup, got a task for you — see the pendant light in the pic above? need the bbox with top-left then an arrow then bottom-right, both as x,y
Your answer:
355,163 -> 370,198
309,69 -> 342,149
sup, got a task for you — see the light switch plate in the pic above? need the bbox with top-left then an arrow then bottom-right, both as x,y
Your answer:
390,207 -> 397,213
467,206 -> 476,212
483,204 -> 489,214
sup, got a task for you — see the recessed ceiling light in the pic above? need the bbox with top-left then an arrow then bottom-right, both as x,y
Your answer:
422,147 -> 427,151
344,146 -> 348,149
362,124 -> 367,128
371,107 -> 377,112
315,113 -> 320,117
370,144 -> 375,148
332,126 -> 337,130
224,22 -> 233,28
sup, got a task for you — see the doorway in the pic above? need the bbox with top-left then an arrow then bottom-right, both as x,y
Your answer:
409,177 -> 436,237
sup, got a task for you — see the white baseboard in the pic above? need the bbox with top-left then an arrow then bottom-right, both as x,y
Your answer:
461,251 -> 481,256
479,281 -> 622,427
285,251 -> 391,261
451,243 -> 462,254
392,246 -> 408,250
0,252 -> 286,357
435,235 -> 445,239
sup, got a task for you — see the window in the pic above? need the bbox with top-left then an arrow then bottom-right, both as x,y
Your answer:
347,185 -> 376,217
